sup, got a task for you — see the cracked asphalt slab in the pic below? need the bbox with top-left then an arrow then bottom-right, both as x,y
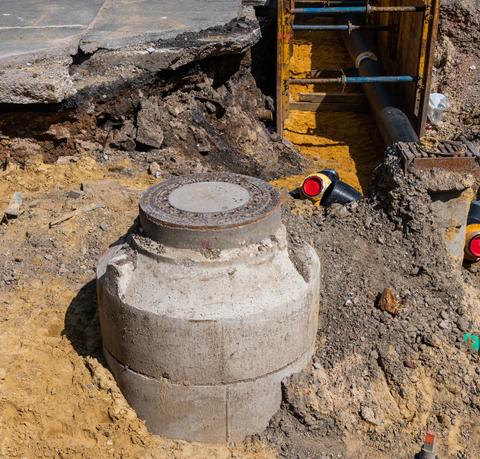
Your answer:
0,0 -> 265,104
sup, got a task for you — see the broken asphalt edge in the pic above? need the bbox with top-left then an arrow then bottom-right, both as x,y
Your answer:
0,0 -> 267,105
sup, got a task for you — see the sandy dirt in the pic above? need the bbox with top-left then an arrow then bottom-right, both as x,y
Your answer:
283,30 -> 386,194
0,157 -> 277,459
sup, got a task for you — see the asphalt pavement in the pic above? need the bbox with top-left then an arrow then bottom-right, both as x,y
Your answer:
0,0 -> 246,66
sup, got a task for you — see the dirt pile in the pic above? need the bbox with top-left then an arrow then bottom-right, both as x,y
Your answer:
430,5 -> 480,145
259,148 -> 480,459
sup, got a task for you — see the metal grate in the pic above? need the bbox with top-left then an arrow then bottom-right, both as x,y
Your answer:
398,140 -> 480,174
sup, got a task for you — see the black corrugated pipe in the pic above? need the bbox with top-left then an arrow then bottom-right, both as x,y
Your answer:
339,16 -> 419,146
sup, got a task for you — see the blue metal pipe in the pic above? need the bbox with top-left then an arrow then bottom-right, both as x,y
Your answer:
289,76 -> 418,84
291,6 -> 424,14
292,25 -> 393,31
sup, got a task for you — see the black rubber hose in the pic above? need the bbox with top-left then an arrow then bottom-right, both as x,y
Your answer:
339,17 -> 419,146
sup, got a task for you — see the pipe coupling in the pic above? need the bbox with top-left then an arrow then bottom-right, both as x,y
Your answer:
355,51 -> 377,69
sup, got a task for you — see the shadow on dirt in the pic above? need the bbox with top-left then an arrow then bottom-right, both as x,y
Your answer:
62,278 -> 105,364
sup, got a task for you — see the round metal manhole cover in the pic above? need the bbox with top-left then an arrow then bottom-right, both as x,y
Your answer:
167,182 -> 251,213
139,173 -> 280,231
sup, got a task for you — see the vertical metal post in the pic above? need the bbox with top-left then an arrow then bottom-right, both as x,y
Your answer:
276,0 -> 292,138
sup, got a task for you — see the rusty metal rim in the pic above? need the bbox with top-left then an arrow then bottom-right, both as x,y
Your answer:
139,173 -> 281,231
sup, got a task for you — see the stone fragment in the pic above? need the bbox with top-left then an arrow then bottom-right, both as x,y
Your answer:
136,104 -> 164,148
439,320 -> 449,329
149,162 -> 161,175
282,138 -> 294,149
100,221 -> 108,230
47,124 -> 70,140
457,318 -> 470,332
67,190 -> 84,199
57,156 -> 79,165
360,405 -> 379,425
379,288 -> 402,315
423,333 -> 441,348
404,359 -> 417,369
5,192 -> 22,218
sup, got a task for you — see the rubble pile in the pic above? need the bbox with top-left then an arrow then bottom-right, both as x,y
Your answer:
259,149 -> 480,458
0,52 -> 305,182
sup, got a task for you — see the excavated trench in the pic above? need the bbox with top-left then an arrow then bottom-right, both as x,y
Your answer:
2,4 -> 480,459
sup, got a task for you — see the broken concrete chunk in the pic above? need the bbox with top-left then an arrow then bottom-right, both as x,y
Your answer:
47,124 -> 71,140
67,190 -> 85,199
5,192 -> 22,218
81,180 -> 122,191
136,105 -> 164,148
57,156 -> 79,165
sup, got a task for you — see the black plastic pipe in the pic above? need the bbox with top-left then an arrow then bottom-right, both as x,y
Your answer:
339,17 -> 419,146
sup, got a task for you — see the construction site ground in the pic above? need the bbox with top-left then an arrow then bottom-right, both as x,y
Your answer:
2,2 -> 480,459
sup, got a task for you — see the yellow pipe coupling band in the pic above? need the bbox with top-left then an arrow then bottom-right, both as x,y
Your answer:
299,173 -> 332,203
465,224 -> 480,261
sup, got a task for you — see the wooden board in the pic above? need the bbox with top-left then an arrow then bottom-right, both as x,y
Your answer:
289,101 -> 371,113
298,92 -> 368,104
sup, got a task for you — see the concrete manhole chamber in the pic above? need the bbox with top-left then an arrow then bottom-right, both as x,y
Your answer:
97,173 -> 321,443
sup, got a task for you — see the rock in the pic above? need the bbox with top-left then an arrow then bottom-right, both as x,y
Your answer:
371,350 -> 379,360
424,333 -> 441,348
100,221 -> 108,230
457,318 -> 470,332
439,414 -> 451,426
338,207 -> 351,218
149,162 -> 161,175
197,143 -> 211,154
470,266 -> 478,273
57,156 -> 80,165
67,190 -> 84,199
380,313 -> 390,323
282,138 -> 294,149
457,307 -> 465,315
404,359 -> 417,369
44,254 -> 52,261
379,288 -> 403,315
4,192 -> 22,218
136,103 -> 164,148
46,123 -> 70,140
441,310 -> 449,320
360,405 -> 379,425
106,129 -> 136,151
409,375 -> 418,383
439,320 -> 449,329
